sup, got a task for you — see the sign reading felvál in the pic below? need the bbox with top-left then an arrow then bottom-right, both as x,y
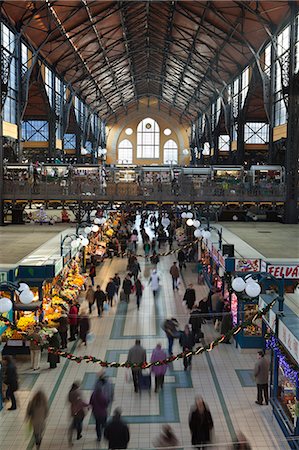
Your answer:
268,265 -> 299,279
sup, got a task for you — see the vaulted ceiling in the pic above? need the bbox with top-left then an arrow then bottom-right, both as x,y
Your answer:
1,1 -> 297,121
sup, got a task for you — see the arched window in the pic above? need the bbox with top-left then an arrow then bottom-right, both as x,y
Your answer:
137,117 -> 159,158
163,139 -> 178,164
118,139 -> 133,164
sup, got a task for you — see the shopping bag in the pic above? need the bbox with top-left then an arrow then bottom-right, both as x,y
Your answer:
125,369 -> 132,383
103,302 -> 109,312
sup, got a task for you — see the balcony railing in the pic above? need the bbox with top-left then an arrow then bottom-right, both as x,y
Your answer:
3,179 -> 286,202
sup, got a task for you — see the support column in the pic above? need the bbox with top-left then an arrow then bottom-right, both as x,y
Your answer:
236,116 -> 245,165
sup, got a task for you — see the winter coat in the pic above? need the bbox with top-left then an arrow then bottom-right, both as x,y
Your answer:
135,279 -> 143,296
29,331 -> 42,351
170,265 -> 179,279
47,333 -> 61,365
189,405 -> 214,445
3,361 -> 18,391
26,397 -> 48,434
86,288 -> 95,305
179,331 -> 195,350
94,289 -> 106,307
254,356 -> 270,384
90,386 -> 109,418
68,387 -> 88,418
183,288 -> 196,310
131,262 -> 141,276
162,319 -> 179,338
215,299 -> 224,321
123,278 -> 133,295
57,315 -> 68,333
220,312 -> 233,335
113,276 -> 121,290
127,344 -> 146,371
89,265 -> 96,277
79,316 -> 90,340
104,416 -> 130,449
69,305 -> 78,325
106,281 -> 117,297
149,273 -> 160,291
178,250 -> 185,263
189,309 -> 202,333
150,347 -> 168,376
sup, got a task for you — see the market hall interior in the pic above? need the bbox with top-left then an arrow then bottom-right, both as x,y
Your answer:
0,1 -> 299,450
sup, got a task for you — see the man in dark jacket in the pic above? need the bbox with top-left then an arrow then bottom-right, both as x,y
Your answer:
104,408 -> 130,449
162,318 -> 179,355
106,278 -> 117,307
183,284 -> 196,310
94,285 -> 106,317
127,339 -> 146,393
179,325 -> 195,371
189,305 -> 202,343
254,350 -> 270,405
3,356 -> 18,410
112,273 -> 121,295
122,275 -> 133,303
178,249 -> 186,270
134,277 -> 143,310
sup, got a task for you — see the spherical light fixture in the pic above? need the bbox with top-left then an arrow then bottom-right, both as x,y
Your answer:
186,218 -> 194,226
92,225 -> 99,233
181,212 -> 187,219
245,282 -> 261,298
18,283 -> 30,293
233,215 -> 238,221
163,128 -> 172,136
81,237 -> 89,247
186,212 -> 193,219
125,128 -> 133,136
71,240 -> 78,248
99,217 -> 106,225
193,220 -> 201,228
202,230 -> 211,239
94,218 -> 101,225
162,218 -> 170,228
183,148 -> 189,156
19,289 -> 35,305
101,148 -> 107,155
194,229 -> 202,238
84,226 -> 92,234
0,297 -> 13,313
232,277 -> 246,293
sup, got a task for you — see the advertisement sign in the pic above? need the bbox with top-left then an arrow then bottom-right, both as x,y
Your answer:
235,258 -> 260,272
267,265 -> 299,280
210,244 -> 226,269
278,321 -> 299,364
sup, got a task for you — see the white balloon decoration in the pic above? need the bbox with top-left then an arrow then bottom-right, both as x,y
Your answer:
194,229 -> 202,238
92,225 -> 99,233
232,277 -> 246,292
186,218 -> 194,226
245,282 -> 261,298
19,290 -> 35,304
0,297 -> 13,313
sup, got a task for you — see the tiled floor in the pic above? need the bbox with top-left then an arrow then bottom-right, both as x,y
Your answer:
0,231 -> 289,449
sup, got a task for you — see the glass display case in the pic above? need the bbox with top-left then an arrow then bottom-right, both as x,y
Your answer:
277,364 -> 297,427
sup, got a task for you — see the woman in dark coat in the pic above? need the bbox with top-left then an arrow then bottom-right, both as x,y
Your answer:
3,356 -> 18,410
189,397 -> 214,449
179,325 -> 195,371
78,310 -> 90,346
47,330 -> 61,368
134,278 -> 143,310
183,284 -> 196,310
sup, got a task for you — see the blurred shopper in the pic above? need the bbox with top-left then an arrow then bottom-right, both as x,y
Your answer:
254,350 -> 270,405
113,273 -> 121,296
86,285 -> 95,314
90,377 -> 109,442
26,390 -> 48,449
162,318 -> 179,355
134,277 -> 143,310
89,263 -> 96,286
179,325 -> 195,371
232,432 -> 252,449
189,304 -> 203,343
104,408 -> 130,449
94,285 -> 106,317
178,248 -> 186,270
169,261 -> 180,290
106,278 -> 117,307
29,324 -> 42,370
220,305 -> 233,344
78,309 -> 90,346
153,425 -> 179,450
150,344 -> 167,393
3,356 -> 18,410
68,381 -> 88,444
183,283 -> 196,310
189,396 -> 214,450
69,303 -> 79,341
127,339 -> 146,393
122,275 -> 133,303
149,269 -> 160,297
56,311 -> 68,349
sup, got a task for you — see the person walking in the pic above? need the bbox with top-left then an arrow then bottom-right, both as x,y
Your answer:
189,396 -> 214,450
48,329 -> 61,368
106,278 -> 117,307
169,262 -> 180,290
26,390 -> 48,449
78,309 -> 90,346
127,339 -> 146,393
189,304 -> 203,343
162,318 -> 179,355
179,325 -> 195,371
94,285 -> 106,317
183,283 -> 196,310
3,356 -> 18,410
178,248 -> 186,271
220,305 -> 233,343
86,285 -> 95,314
90,377 -> 109,442
113,273 -> 121,296
134,277 -> 143,310
254,350 -> 270,405
144,241 -> 150,259
150,344 -> 168,393
214,296 -> 225,331
56,311 -> 68,349
104,408 -> 130,449
29,325 -> 42,370
68,381 -> 88,444
153,425 -> 179,450
150,250 -> 160,266
69,303 -> 78,341
89,263 -> 96,286
131,259 -> 141,281
149,269 -> 160,297
122,275 -> 133,303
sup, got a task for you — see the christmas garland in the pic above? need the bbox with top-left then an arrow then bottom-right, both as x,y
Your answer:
0,298 -> 276,368
266,335 -> 299,383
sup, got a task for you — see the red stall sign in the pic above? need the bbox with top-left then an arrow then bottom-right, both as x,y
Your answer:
267,265 -> 299,279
